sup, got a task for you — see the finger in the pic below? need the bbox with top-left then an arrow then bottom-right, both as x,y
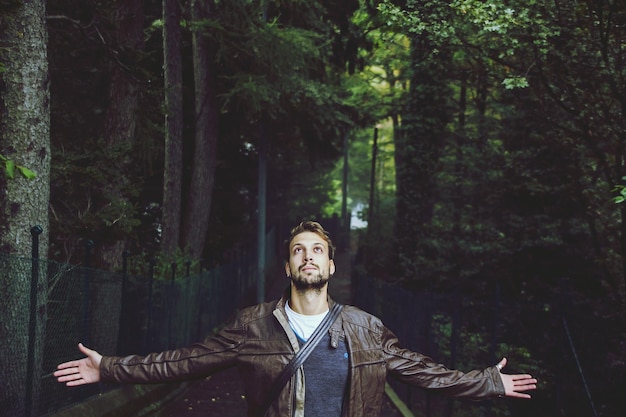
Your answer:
78,343 -> 103,366
53,367 -> 79,377
56,372 -> 82,383
514,382 -> 537,391
56,360 -> 82,370
514,380 -> 538,387
78,342 -> 91,356
65,378 -> 89,387
496,357 -> 507,371
508,392 -> 532,399
511,375 -> 536,382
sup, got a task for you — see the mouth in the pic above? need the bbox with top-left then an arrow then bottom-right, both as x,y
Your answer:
300,264 -> 318,272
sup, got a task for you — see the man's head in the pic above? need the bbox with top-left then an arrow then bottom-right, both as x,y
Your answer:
284,221 -> 336,261
284,221 -> 336,291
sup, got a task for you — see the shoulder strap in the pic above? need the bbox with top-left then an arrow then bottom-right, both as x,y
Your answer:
257,302 -> 344,417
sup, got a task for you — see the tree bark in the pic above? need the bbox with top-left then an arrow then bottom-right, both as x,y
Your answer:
161,0 -> 184,255
181,0 -> 218,260
0,1 -> 50,415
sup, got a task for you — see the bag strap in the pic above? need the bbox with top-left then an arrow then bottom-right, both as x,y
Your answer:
257,302 -> 344,417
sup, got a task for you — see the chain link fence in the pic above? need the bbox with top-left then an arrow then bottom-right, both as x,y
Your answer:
4,219 -> 622,417
353,272 -> 620,417
0,227 -> 276,417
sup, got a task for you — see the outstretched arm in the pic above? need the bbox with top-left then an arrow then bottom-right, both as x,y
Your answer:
496,357 -> 537,398
54,343 -> 102,387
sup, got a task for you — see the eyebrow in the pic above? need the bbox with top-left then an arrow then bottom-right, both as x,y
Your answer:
290,241 -> 326,249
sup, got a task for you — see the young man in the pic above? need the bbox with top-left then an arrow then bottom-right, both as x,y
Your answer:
55,221 -> 537,417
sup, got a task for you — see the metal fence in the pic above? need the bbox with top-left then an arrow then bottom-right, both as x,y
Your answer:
0,227 -> 277,417
353,273 -> 614,417
2,221 -> 621,417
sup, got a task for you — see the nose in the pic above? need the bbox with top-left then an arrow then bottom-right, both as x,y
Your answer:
303,252 -> 313,262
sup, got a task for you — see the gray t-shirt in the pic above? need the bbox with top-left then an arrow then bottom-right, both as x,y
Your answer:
296,331 -> 349,416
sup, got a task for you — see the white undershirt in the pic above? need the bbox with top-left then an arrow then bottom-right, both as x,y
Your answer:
285,301 -> 329,341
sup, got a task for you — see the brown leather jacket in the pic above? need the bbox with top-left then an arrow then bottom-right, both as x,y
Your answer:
100,295 -> 505,417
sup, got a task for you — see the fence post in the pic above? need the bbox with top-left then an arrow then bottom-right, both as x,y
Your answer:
145,258 -> 156,353
489,283 -> 501,364
185,260 -> 191,345
117,251 -> 130,354
82,240 -> 94,346
482,283 -> 501,417
168,262 -> 177,348
25,225 -> 43,417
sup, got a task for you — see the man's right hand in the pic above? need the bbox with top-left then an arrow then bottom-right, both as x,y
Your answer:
54,343 -> 103,386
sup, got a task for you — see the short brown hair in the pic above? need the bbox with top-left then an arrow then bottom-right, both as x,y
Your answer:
285,221 -> 336,260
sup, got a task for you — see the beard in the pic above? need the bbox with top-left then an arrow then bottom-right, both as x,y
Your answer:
290,265 -> 331,292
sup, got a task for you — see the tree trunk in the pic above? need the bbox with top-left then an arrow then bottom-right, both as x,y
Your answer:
161,0 -> 184,255
103,0 -> 144,149
181,0 -> 218,260
0,2 -> 50,415
98,0 -> 144,269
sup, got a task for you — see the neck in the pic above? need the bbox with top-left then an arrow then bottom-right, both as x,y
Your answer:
288,283 -> 329,315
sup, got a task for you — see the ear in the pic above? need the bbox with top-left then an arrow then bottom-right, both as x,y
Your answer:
329,259 -> 336,276
285,262 -> 291,277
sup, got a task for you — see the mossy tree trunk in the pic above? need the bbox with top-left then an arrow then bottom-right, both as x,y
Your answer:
0,1 -> 51,415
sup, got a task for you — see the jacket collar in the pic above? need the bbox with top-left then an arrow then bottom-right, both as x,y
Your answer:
276,285 -> 338,314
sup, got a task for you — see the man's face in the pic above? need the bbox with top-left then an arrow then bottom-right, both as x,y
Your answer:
285,231 -> 336,291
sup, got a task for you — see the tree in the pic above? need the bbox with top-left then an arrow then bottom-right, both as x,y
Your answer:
190,0 -> 366,252
45,0 -> 150,267
98,0 -> 146,269
391,1 -> 455,288
43,0 -> 373,264
180,0 -> 218,260
354,3 -> 626,412
0,1 -> 50,415
160,0 -> 184,255
527,0 -> 626,307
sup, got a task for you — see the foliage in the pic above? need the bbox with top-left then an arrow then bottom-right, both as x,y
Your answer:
2,0 -> 625,412
613,178 -> 626,204
199,0 -> 364,150
347,1 -> 626,414
49,138 -> 142,260
366,0 -> 626,297
0,154 -> 36,180
43,0 -> 378,260
127,248 -> 200,282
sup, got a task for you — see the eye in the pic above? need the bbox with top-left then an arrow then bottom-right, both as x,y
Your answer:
313,246 -> 323,253
293,247 -> 303,254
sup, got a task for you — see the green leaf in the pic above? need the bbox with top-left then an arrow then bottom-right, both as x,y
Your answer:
5,160 -> 15,179
502,76 -> 529,89
17,166 -> 37,180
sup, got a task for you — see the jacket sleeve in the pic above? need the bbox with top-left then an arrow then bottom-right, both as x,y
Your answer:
100,318 -> 244,384
382,326 -> 505,399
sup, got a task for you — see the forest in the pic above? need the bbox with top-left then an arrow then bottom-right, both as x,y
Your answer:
1,0 -> 626,416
